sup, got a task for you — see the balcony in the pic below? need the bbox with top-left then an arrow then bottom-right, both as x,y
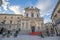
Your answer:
53,18 -> 60,26
55,18 -> 60,24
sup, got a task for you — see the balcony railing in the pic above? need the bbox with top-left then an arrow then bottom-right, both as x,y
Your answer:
55,18 -> 60,24
53,18 -> 60,26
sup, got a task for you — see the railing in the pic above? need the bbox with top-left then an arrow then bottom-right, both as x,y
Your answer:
55,18 -> 60,24
52,18 -> 60,26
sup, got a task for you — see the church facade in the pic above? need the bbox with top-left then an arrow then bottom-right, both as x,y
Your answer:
0,7 -> 44,33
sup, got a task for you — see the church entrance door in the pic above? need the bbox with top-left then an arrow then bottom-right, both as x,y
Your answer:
31,26 -> 35,32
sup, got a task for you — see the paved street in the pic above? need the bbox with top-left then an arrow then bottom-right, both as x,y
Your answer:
0,0 -> 60,40
0,35 -> 60,40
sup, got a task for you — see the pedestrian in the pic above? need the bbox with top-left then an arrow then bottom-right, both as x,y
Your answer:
39,32 -> 44,38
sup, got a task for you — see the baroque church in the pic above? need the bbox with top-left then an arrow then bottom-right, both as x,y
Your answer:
0,7 -> 44,33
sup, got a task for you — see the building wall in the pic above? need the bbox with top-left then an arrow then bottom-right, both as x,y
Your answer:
51,0 -> 60,35
43,23 -> 55,36
0,7 -> 44,33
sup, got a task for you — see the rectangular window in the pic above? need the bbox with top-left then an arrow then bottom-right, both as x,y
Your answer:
54,14 -> 57,18
37,14 -> 39,17
58,10 -> 60,13
26,22 -> 28,28
10,20 -> 12,24
17,17 -> 20,19
26,14 -> 28,17
22,22 -> 24,27
11,16 -> 13,19
17,20 -> 20,24
3,20 -> 6,22
31,13 -> 34,17
2,20 -> 6,24
5,16 -> 6,19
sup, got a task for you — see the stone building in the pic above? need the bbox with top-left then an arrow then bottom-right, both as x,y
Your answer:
44,23 -> 54,36
51,0 -> 60,35
0,7 -> 44,33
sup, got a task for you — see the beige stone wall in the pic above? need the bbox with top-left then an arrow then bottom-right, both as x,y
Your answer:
45,23 -> 53,33
0,7 -> 44,32
51,1 -> 60,35
51,2 -> 60,20
0,14 -> 43,32
25,7 -> 40,18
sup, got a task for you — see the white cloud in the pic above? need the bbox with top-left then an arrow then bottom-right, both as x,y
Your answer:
40,11 -> 51,17
35,0 -> 56,23
2,0 -> 10,10
1,0 -> 24,14
9,5 -> 23,14
35,0 -> 54,17
44,18 -> 52,23
36,0 -> 53,12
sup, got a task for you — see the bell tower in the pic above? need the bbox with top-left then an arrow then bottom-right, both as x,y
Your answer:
24,6 -> 40,18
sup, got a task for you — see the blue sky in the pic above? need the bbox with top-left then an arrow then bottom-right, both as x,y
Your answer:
0,0 -> 58,23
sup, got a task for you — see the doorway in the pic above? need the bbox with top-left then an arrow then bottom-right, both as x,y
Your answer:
31,26 -> 35,32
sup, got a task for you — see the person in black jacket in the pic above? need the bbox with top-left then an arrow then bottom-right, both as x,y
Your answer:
0,28 -> 4,34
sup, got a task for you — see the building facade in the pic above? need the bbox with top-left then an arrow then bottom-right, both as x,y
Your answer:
44,23 -> 54,36
51,0 -> 60,35
0,7 -> 44,33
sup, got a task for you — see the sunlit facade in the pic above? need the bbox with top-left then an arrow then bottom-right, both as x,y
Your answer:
0,7 -> 44,33
51,0 -> 60,35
